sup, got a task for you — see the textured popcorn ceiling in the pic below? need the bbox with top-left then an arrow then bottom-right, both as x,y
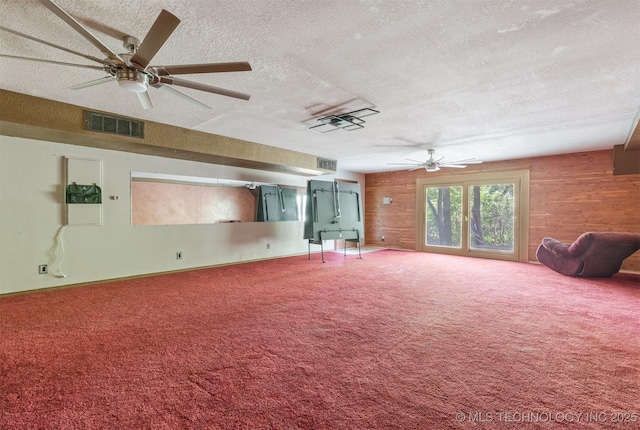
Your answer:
1,0 -> 639,173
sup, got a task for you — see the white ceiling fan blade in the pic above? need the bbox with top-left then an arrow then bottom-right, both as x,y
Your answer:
136,91 -> 154,109
387,162 -> 423,166
153,84 -> 212,109
130,10 -> 180,69
39,0 -> 124,64
439,164 -> 467,168
154,62 -> 252,76
394,132 -> 441,148
69,76 -> 114,90
0,26 -> 108,65
0,54 -> 104,70
394,137 -> 429,148
409,166 -> 425,171
159,76 -> 251,100
403,158 -> 426,163
444,158 -> 481,164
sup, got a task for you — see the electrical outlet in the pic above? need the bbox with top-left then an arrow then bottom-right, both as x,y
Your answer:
176,252 -> 182,260
38,264 -> 48,274
266,242 -> 271,250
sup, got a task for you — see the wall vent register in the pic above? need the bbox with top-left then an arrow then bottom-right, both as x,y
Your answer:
84,111 -> 145,138
317,158 -> 338,172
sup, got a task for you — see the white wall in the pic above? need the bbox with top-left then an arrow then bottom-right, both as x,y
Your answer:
0,135 -> 363,295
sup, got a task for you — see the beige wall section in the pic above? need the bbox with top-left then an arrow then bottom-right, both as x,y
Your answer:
0,133 -> 364,295
0,135 -> 319,295
0,89 -> 329,176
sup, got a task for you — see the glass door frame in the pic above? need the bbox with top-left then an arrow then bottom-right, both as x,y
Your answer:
416,169 -> 530,262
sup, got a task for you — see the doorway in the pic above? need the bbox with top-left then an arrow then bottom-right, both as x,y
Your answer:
416,170 -> 529,262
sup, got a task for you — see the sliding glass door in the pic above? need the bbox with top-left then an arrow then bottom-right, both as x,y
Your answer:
418,171 -> 529,262
425,186 -> 463,248
469,183 -> 514,252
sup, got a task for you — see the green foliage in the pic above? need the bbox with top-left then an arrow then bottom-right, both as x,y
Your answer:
426,186 -> 462,247
472,184 -> 514,250
425,183 -> 514,250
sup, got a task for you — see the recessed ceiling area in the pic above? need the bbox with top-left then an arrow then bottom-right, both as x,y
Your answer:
1,0 -> 638,173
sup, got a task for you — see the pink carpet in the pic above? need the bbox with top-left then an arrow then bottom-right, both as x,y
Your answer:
1,250 -> 639,429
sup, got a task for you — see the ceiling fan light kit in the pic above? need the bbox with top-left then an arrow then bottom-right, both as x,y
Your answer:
310,108 -> 380,133
117,69 -> 149,93
0,0 -> 252,109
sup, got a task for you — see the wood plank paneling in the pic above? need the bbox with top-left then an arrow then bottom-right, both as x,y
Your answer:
365,150 -> 640,272
365,174 -> 417,250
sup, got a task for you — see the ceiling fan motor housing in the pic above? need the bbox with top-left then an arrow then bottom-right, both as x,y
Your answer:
122,35 -> 140,54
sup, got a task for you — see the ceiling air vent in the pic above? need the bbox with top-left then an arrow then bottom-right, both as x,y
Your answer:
84,111 -> 144,139
317,157 -> 337,172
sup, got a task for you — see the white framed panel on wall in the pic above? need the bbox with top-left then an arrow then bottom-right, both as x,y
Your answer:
65,157 -> 103,226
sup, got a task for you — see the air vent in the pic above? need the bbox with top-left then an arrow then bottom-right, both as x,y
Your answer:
317,157 -> 337,171
84,111 -> 144,139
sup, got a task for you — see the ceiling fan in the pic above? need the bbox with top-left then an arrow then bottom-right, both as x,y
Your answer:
0,0 -> 252,109
388,149 -> 483,172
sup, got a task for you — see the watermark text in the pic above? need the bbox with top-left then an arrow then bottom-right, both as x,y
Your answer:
455,411 -> 638,424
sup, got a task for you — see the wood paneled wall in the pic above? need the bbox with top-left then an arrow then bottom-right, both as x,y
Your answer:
365,150 -> 640,272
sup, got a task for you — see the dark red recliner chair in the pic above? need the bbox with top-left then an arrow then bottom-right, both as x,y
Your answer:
536,232 -> 640,277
